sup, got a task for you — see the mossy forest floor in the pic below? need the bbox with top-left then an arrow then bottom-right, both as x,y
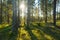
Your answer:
0,22 -> 60,40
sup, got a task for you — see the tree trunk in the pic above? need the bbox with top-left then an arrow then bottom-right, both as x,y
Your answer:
6,1 -> 9,24
53,0 -> 56,26
27,0 -> 31,27
10,0 -> 19,40
0,0 -> 2,24
45,0 -> 48,23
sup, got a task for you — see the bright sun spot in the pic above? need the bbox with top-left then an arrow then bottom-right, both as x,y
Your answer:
19,1 -> 25,18
20,3 -> 25,10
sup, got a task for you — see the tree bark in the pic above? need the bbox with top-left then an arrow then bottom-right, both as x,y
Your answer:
0,0 -> 2,24
53,0 -> 56,26
10,0 -> 19,40
27,0 -> 31,27
45,0 -> 48,23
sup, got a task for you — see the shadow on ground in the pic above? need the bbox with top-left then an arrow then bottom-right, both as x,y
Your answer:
0,25 -> 19,40
0,23 -> 60,40
32,23 -> 60,40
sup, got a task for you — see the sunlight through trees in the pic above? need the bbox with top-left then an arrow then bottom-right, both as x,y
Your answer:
0,0 -> 60,40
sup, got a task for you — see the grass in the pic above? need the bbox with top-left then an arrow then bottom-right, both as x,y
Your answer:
0,24 -> 9,28
0,21 -> 60,40
0,25 -> 12,40
56,20 -> 60,26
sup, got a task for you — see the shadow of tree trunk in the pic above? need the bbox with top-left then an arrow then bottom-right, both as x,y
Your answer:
8,23 -> 20,40
25,26 -> 38,40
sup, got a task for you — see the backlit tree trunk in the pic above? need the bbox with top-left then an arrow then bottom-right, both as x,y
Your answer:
53,0 -> 56,26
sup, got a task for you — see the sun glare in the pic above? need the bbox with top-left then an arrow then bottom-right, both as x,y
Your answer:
20,3 -> 25,10
19,1 -> 25,18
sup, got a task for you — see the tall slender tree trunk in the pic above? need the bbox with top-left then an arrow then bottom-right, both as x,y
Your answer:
17,0 -> 20,27
45,0 -> 48,23
53,0 -> 56,26
27,0 -> 30,27
6,1 -> 9,24
31,7 -> 33,23
0,0 -> 2,24
7,10 -> 9,24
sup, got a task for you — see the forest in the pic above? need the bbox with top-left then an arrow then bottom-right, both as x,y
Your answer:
0,0 -> 60,40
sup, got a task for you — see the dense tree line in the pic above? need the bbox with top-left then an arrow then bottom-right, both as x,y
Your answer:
0,0 -> 60,39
